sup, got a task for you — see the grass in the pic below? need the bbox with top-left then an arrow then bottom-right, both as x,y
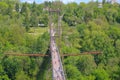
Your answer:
27,27 -> 49,38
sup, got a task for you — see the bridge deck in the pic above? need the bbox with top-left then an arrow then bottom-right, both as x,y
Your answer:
50,28 -> 65,80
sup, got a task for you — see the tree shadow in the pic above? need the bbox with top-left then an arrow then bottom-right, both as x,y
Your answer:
36,49 -> 52,80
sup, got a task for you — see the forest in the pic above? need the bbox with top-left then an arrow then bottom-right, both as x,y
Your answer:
0,0 -> 120,80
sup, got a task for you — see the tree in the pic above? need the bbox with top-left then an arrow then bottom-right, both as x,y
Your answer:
77,55 -> 97,75
61,27 -> 80,54
92,68 -> 110,80
108,26 -> 120,40
30,12 -> 38,27
115,40 -> 120,56
33,32 -> 50,53
0,65 -> 10,80
83,2 -> 97,23
77,21 -> 115,64
31,1 -> 37,12
23,8 -> 30,31
15,71 -> 31,80
0,2 -> 8,14
24,13 -> 30,31
105,8 -> 118,24
65,65 -> 81,80
6,3 -> 13,17
20,2 -> 28,15
2,56 -> 32,80
2,57 -> 20,80
15,2 -> 20,12
63,2 -> 78,26
105,57 -> 120,79
102,0 -> 106,4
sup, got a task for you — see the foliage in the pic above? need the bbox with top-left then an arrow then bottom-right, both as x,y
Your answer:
92,68 -> 110,80
0,65 -> 10,80
0,1 -> 120,80
15,71 -> 31,80
65,65 -> 81,80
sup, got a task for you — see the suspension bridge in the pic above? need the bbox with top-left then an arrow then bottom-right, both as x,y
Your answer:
4,0 -> 102,80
